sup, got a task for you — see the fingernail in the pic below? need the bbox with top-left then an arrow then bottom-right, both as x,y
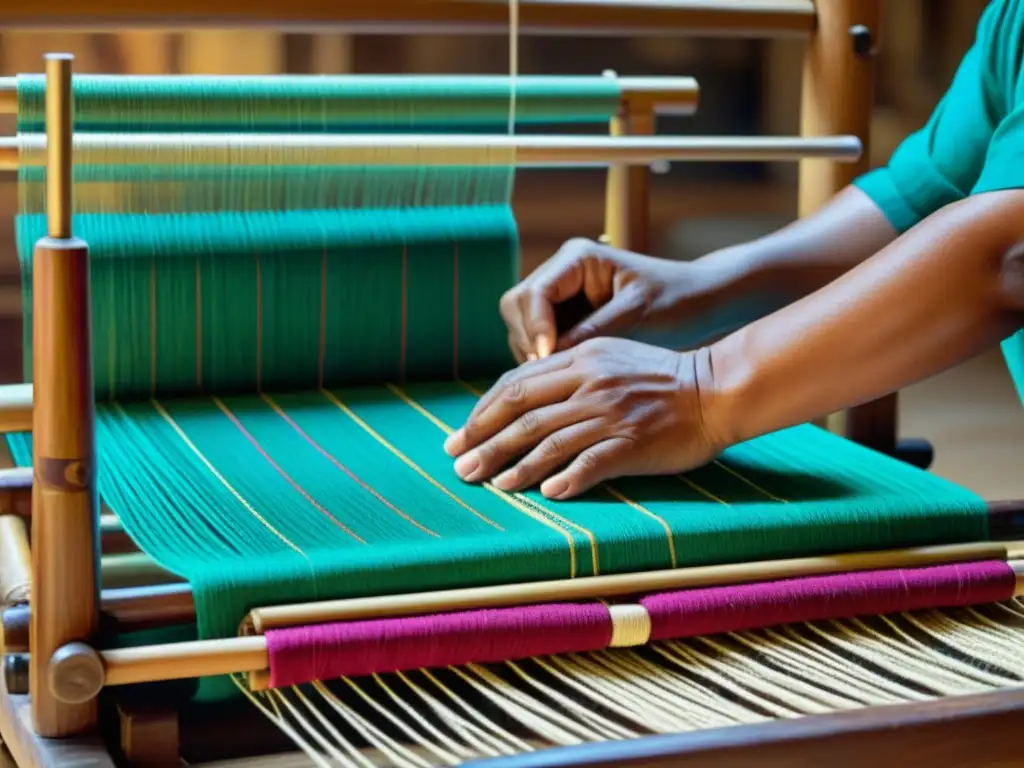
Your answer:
493,469 -> 517,491
527,352 -> 537,362
444,429 -> 464,456
541,477 -> 569,499
455,453 -> 480,480
536,337 -> 553,359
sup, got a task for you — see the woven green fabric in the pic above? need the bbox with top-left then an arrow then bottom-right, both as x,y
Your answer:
15,74 -> 622,133
5,389 -> 989,700
6,75 -> 991,702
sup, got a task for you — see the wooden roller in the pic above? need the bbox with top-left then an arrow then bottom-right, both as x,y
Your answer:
0,0 -> 818,39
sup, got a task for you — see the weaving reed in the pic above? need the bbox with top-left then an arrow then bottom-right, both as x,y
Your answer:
1,66 -> 999,717
241,600 -> 1024,767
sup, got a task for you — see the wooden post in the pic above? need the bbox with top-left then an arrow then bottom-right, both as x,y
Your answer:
799,0 -> 891,452
29,52 -> 101,738
603,69 -> 653,254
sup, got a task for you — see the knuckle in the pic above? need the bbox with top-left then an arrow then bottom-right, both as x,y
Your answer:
516,410 -> 541,438
575,449 -> 602,474
540,432 -> 566,459
502,379 -> 528,405
499,289 -> 520,318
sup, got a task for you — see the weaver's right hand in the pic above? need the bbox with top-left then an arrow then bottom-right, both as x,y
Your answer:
501,237 -> 716,363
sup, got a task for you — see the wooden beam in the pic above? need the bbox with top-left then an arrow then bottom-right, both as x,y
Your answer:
0,0 -> 818,38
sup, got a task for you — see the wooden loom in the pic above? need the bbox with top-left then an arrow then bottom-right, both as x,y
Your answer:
0,1 -> 1024,766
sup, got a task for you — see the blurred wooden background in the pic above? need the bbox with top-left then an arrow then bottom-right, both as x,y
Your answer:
2,0 -> 1022,497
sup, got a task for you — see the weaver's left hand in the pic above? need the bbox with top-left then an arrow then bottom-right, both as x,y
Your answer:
444,338 -> 721,500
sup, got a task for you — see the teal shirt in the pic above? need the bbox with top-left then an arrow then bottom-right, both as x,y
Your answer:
853,0 -> 1024,398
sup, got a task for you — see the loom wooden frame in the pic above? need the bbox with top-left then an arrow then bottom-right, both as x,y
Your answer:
2,1 -> 1024,766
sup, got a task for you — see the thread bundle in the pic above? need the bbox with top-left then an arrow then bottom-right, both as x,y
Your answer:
264,560 -> 1018,689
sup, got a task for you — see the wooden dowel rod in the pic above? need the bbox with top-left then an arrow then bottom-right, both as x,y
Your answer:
103,636 -> 267,687
100,553 -> 181,590
0,74 -> 699,117
30,51 -> 101,737
0,517 -> 31,605
0,469 -> 31,518
0,384 -> 32,435
0,470 -> 135,554
604,69 -> 653,254
0,0 -> 816,38
0,134 -> 864,172
98,556 -> 1024,689
99,584 -> 195,634
247,541 -> 1011,632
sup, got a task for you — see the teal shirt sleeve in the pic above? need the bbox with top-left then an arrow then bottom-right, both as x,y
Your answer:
854,0 -> 1010,233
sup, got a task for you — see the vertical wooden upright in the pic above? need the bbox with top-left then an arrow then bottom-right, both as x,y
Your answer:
30,52 -> 100,738
799,0 -> 891,452
604,70 -> 653,253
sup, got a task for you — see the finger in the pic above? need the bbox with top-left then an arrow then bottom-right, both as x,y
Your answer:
455,404 -> 600,484
524,290 -> 557,360
524,241 -> 589,358
540,437 -> 634,500
446,367 -> 578,457
491,417 -> 610,491
500,294 -> 535,363
508,333 -> 527,365
557,284 -> 648,350
465,351 -> 573,426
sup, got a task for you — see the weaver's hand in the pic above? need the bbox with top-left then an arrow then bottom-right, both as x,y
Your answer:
444,338 -> 722,500
501,237 -> 706,363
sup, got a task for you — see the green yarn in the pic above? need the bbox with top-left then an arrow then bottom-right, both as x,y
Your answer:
6,75 -> 991,703
15,74 -> 622,133
4,388 -> 988,701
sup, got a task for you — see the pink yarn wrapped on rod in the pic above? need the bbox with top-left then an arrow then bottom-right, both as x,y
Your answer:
265,601 -> 612,688
263,560 -> 1017,689
640,560 -> 1017,641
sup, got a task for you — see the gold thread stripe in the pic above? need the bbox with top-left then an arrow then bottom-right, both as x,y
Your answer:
320,388 -> 504,532
604,484 -> 677,569
386,383 -> 588,578
261,393 -> 440,538
454,378 -> 674,573
712,459 -> 789,503
674,473 -> 730,507
213,396 -> 367,545
148,399 -> 305,556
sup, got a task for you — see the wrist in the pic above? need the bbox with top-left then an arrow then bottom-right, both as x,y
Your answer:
689,342 -> 751,455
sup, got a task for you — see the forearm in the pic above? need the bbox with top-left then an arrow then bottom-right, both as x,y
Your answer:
689,186 -> 899,338
703,190 -> 1024,448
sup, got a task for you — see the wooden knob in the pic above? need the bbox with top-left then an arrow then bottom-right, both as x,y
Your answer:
4,653 -> 28,695
0,605 -> 29,654
48,642 -> 104,705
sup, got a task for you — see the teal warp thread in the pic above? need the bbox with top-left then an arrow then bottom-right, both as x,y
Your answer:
15,74 -> 622,133
4,391 -> 989,704
5,75 -> 992,703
